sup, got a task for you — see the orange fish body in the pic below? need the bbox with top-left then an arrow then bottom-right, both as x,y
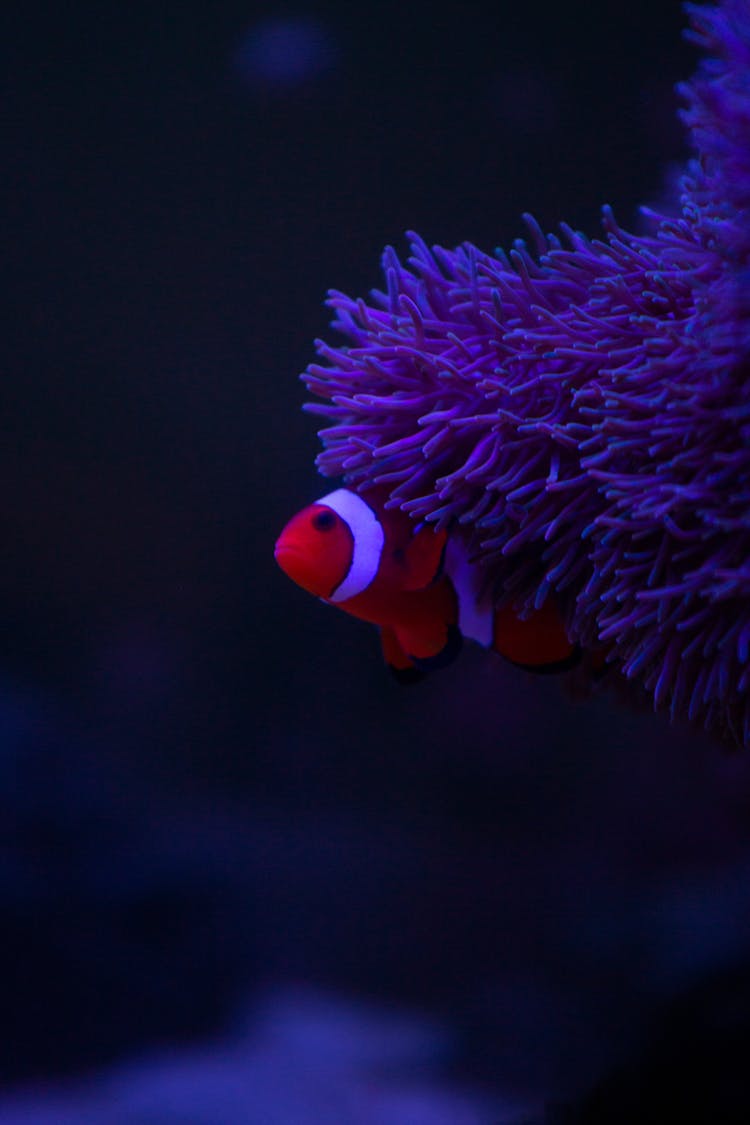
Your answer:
275,487 -> 577,679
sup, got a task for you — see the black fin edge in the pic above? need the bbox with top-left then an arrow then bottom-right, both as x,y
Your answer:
412,623 -> 463,671
388,663 -> 426,685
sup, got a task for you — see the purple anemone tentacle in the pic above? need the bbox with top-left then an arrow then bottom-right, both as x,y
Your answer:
301,1 -> 750,745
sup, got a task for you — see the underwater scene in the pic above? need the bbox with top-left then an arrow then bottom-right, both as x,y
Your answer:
4,0 -> 750,1121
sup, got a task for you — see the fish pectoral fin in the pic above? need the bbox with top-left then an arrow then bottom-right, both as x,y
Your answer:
393,619 -> 462,670
401,526 -> 447,591
380,626 -> 425,684
492,599 -> 579,672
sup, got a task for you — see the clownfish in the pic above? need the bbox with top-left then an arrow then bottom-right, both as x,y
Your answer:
274,487 -> 578,681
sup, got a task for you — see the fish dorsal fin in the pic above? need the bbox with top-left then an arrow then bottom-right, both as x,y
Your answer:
401,525 -> 447,591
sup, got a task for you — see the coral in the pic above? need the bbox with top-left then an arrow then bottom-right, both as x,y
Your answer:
302,1 -> 750,745
0,989 -> 503,1124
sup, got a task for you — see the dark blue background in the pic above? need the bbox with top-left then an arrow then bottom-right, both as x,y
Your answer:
4,1 -> 749,1119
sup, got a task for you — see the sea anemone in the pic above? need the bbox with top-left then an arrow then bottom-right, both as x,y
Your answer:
302,1 -> 750,746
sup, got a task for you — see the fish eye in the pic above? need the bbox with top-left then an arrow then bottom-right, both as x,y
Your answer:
312,509 -> 336,531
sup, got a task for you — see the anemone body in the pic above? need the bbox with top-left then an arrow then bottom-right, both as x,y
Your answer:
303,0 -> 750,745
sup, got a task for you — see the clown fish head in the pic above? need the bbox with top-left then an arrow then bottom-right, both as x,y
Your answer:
274,488 -> 385,601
